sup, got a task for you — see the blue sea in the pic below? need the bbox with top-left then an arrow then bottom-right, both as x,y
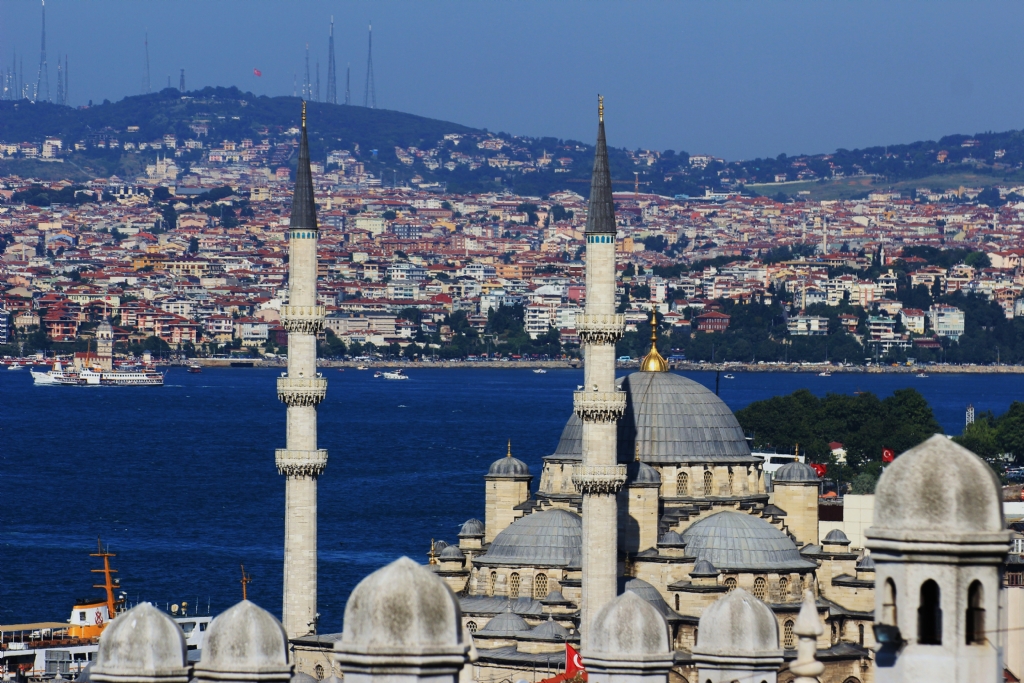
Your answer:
1,367 -> 1019,632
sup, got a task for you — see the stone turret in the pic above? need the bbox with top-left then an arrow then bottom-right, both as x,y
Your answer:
278,101 -> 328,639
484,442 -> 532,543
692,588 -> 784,683
193,601 -> 293,683
586,591 -> 674,683
771,461 -> 820,547
573,95 -> 627,648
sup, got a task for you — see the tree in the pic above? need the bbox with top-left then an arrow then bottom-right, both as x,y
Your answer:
188,237 -> 199,253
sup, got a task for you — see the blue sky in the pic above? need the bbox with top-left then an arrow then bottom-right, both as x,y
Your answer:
2,0 -> 1023,160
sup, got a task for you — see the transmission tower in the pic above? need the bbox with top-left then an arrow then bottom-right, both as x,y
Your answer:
63,54 -> 68,104
179,68 -> 185,92
315,60 -> 320,102
363,23 -> 376,108
326,17 -> 337,104
56,57 -> 63,104
303,43 -> 311,100
345,63 -> 350,105
142,32 -> 151,94
36,0 -> 49,102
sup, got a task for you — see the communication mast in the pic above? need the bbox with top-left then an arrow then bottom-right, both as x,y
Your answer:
178,68 -> 185,93
303,43 -> 311,100
325,17 -> 337,104
344,63 -> 350,105
363,23 -> 376,108
142,32 -> 151,94
36,0 -> 49,102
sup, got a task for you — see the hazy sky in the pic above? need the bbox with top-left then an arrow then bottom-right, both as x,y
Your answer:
2,1 -> 1024,161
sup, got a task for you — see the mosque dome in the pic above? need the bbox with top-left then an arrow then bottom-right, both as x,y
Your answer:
193,601 -> 290,681
690,559 -> 720,577
549,414 -> 583,460
458,518 -> 484,537
624,578 -> 679,620
681,511 -> 817,572
871,435 -> 1007,539
589,592 -> 670,656
476,509 -> 582,567
91,603 -> 189,683
658,531 -> 685,547
693,588 -> 781,658
627,460 -> 661,486
856,554 -> 875,570
519,618 -> 571,642
822,529 -> 850,545
478,610 -> 529,637
439,545 -> 465,561
487,442 -> 531,478
774,461 -> 820,483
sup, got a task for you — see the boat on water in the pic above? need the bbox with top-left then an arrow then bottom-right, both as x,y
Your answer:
373,371 -> 383,378
916,373 -> 929,378
818,371 -> 832,377
31,361 -> 164,387
187,364 -> 202,374
382,369 -> 409,380
723,373 -> 735,379
533,368 -> 547,374
0,541 -> 211,680
7,362 -> 24,370
356,365 -> 368,370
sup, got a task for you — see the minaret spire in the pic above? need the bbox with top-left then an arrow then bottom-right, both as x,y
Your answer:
572,95 -> 627,650
278,101 -> 327,639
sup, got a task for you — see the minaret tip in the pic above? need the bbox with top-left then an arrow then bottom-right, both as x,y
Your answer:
507,439 -> 512,458
598,94 -> 603,123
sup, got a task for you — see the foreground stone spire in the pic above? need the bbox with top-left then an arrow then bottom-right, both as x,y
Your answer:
278,101 -> 328,638
572,95 -> 626,648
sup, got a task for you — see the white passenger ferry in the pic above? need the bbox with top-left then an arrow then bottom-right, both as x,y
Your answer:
30,362 -> 163,387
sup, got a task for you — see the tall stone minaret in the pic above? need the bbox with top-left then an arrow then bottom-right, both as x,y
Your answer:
277,101 -> 328,639
572,96 -> 627,649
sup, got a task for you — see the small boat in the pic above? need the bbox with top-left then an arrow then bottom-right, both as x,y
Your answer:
382,369 -> 409,380
187,364 -> 202,374
723,373 -> 735,379
533,368 -> 547,374
373,371 -> 383,378
357,365 -> 368,370
818,371 -> 832,377
7,362 -> 23,370
916,373 -> 928,378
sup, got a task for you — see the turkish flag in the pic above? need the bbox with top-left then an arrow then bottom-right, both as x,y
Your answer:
565,643 -> 586,678
810,463 -> 827,477
882,447 -> 895,463
253,68 -> 262,77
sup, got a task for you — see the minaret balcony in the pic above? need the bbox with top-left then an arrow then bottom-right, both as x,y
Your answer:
571,464 -> 627,495
277,375 -> 328,406
275,449 -> 328,477
575,313 -> 625,344
280,305 -> 326,334
573,390 -> 626,423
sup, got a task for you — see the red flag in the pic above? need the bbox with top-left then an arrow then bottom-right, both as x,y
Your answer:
810,463 -> 827,477
882,447 -> 895,463
565,643 -> 586,678
253,68 -> 262,77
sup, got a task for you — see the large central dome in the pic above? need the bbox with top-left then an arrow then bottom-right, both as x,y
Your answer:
549,372 -> 753,464
474,509 -> 582,568
681,511 -> 817,572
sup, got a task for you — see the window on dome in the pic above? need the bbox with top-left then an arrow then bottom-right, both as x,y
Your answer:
509,572 -> 521,599
466,621 -> 478,634
314,665 -> 324,680
728,468 -> 734,493
703,470 -> 714,497
918,579 -> 942,645
966,580 -> 985,645
534,573 -> 548,599
783,620 -> 795,649
676,472 -> 688,496
778,577 -> 789,601
753,577 -> 766,600
488,571 -> 497,597
724,577 -> 737,591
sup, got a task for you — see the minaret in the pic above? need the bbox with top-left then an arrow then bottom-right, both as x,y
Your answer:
572,96 -> 627,649
277,101 -> 328,639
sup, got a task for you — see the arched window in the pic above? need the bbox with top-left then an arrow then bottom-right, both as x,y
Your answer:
753,577 -> 767,600
675,594 -> 680,611
676,472 -> 688,496
918,579 -> 942,645
778,577 -> 789,601
882,578 -> 897,625
831,622 -> 838,644
795,575 -> 804,598
724,577 -> 737,591
783,620 -> 795,649
693,627 -> 698,646
534,573 -> 548,599
966,580 -> 985,645
703,470 -> 714,496
314,665 -> 324,681
466,621 -> 478,634
509,572 -> 521,599
728,468 -> 734,493
858,623 -> 865,646
488,571 -> 497,597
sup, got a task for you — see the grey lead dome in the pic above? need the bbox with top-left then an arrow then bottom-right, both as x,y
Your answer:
193,600 -> 291,682
774,461 -> 821,483
475,509 -> 582,567
487,456 -> 530,478
682,511 -> 817,572
693,588 -> 781,657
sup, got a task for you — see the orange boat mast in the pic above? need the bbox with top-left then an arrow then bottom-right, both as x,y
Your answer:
90,538 -> 123,618
240,564 -> 252,601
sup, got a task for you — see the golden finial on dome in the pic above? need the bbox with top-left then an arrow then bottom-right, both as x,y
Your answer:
507,439 -> 512,458
301,100 -> 306,127
598,95 -> 604,123
640,311 -> 668,372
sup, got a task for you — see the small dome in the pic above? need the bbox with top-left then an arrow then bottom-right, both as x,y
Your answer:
336,557 -> 465,656
540,591 -> 572,605
439,545 -> 465,561
658,531 -> 685,547
681,511 -> 816,572
822,529 -> 850,545
871,435 -> 1007,539
291,673 -> 316,683
774,461 -> 820,483
856,554 -> 875,570
693,588 -> 781,658
477,510 -> 581,567
624,578 -> 678,619
477,610 -> 529,636
430,540 -> 449,555
92,603 -> 189,683
487,454 -> 531,478
194,600 -> 290,681
550,414 -> 583,461
690,559 -> 719,577
628,460 -> 661,486
522,618 -> 570,641
589,592 -> 670,656
458,518 -> 484,537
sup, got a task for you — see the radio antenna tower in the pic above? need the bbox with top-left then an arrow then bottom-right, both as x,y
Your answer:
315,60 -> 320,102
325,17 -> 337,104
63,54 -> 68,104
142,32 -> 151,94
178,68 -> 185,93
36,0 -> 49,102
56,57 -> 63,104
344,63 -> 350,105
363,22 -> 376,108
303,43 -> 311,100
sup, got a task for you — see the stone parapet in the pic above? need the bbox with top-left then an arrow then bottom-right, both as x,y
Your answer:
572,464 -> 627,495
575,313 -> 625,344
280,305 -> 326,334
277,376 -> 328,406
275,449 -> 328,477
573,390 -> 626,423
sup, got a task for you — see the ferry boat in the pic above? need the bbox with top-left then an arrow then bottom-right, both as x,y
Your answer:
29,361 -> 83,386
382,369 -> 409,380
0,541 -> 211,680
31,361 -> 164,387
